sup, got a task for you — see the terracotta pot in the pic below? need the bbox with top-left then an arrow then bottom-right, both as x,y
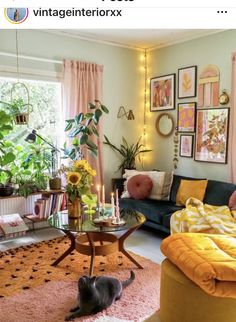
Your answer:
49,178 -> 61,190
68,198 -> 82,218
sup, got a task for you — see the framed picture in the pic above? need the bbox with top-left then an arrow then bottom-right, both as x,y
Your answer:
179,134 -> 194,158
177,102 -> 196,132
178,66 -> 197,99
195,108 -> 229,163
150,74 -> 175,111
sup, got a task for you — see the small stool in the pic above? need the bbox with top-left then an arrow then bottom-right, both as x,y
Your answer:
160,259 -> 236,322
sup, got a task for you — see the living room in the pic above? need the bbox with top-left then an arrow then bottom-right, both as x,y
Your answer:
1,26 -> 236,322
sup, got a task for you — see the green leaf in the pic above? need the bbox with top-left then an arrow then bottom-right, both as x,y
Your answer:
86,140 -> 97,150
93,115 -> 98,125
75,112 -> 84,124
92,126 -> 99,137
72,137 -> 79,146
95,109 -> 102,119
80,134 -> 88,145
101,104 -> 109,114
89,103 -> 96,109
2,152 -> 15,165
65,122 -> 73,131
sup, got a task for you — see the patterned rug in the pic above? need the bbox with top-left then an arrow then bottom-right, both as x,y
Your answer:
0,236 -> 160,321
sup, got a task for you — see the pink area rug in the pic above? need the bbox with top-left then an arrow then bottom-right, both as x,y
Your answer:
0,239 -> 160,322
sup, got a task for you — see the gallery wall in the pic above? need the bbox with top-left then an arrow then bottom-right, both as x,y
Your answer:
148,30 -> 236,182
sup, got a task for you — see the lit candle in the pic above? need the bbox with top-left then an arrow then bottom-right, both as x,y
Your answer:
97,185 -> 100,209
102,185 -> 105,210
111,192 -> 115,218
115,189 -> 120,220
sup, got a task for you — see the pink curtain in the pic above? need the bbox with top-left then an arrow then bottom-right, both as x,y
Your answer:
62,59 -> 104,187
229,53 -> 236,183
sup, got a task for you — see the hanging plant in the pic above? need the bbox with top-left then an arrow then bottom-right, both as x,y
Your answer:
0,92 -> 33,125
0,31 -> 33,125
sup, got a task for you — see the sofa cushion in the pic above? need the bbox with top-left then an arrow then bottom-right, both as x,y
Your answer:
204,180 -> 236,206
119,198 -> 182,225
170,175 -> 206,203
127,174 -> 153,200
122,170 -> 173,201
176,179 -> 208,206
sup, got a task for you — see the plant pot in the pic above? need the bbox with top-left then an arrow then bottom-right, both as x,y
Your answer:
0,184 -> 14,197
49,177 -> 61,190
14,113 -> 29,125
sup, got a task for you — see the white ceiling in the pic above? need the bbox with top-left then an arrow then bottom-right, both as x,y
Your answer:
51,29 -> 224,50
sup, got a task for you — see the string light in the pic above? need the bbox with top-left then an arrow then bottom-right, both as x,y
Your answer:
142,49 -> 148,166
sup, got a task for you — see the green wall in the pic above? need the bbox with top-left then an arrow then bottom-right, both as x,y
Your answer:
148,30 -> 236,181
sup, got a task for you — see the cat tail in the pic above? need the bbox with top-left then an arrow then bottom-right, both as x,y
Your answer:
122,271 -> 135,289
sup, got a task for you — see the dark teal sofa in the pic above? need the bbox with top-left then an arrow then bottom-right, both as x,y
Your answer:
118,174 -> 236,234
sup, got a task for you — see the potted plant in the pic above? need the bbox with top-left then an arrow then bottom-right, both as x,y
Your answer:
104,136 -> 152,174
63,100 -> 109,160
11,138 -> 51,197
0,110 -> 16,196
0,98 -> 33,125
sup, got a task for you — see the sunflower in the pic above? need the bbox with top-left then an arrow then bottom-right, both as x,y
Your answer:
67,172 -> 81,186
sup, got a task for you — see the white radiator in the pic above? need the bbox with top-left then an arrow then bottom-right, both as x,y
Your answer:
0,194 -> 42,216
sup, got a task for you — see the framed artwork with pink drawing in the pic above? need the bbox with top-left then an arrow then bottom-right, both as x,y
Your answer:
195,108 -> 229,163
177,102 -> 196,132
178,66 -> 197,99
179,134 -> 194,158
150,74 -> 175,111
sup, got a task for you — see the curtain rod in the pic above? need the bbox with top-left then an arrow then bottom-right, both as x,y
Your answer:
0,51 -> 62,65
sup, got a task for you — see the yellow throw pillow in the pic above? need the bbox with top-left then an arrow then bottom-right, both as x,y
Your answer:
176,179 -> 208,206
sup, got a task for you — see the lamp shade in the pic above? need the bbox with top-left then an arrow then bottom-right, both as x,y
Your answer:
25,130 -> 37,143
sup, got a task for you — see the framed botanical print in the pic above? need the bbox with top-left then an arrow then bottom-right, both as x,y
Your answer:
150,74 -> 175,111
195,108 -> 229,163
178,65 -> 197,99
177,102 -> 196,132
179,134 -> 194,158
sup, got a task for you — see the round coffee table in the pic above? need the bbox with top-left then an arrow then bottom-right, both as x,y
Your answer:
48,208 -> 146,276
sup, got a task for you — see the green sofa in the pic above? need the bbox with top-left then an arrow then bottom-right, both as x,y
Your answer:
118,174 -> 236,234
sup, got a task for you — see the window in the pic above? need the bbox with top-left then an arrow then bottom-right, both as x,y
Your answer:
0,77 -> 62,147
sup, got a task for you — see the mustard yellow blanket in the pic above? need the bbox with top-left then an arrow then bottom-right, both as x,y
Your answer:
161,233 -> 236,298
171,197 -> 236,235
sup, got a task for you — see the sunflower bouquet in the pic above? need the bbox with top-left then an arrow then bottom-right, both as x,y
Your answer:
66,159 -> 96,203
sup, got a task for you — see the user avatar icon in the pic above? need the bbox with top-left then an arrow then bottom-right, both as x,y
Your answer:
4,8 -> 29,24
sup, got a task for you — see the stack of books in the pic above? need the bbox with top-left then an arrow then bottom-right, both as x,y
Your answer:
0,213 -> 28,238
34,192 -> 67,219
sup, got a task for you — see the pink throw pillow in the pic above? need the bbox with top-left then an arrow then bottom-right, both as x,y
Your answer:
127,174 -> 153,200
229,190 -> 236,210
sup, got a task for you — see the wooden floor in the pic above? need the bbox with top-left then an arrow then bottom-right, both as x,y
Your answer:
0,226 -> 166,264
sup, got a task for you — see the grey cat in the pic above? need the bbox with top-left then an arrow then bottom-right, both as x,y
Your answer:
65,271 -> 135,321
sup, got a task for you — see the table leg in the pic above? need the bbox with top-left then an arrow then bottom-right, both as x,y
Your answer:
51,230 -> 76,266
86,233 -> 95,276
118,225 -> 143,269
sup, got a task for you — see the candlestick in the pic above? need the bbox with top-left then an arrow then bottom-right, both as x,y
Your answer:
115,189 -> 120,220
97,185 -> 100,210
102,185 -> 105,210
111,192 -> 115,218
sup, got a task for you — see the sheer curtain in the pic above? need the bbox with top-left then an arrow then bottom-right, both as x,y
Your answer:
62,59 -> 104,186
229,53 -> 236,183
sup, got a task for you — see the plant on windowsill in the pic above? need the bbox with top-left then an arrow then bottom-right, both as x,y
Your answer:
0,110 -> 16,196
11,137 -> 51,197
103,136 -> 152,174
